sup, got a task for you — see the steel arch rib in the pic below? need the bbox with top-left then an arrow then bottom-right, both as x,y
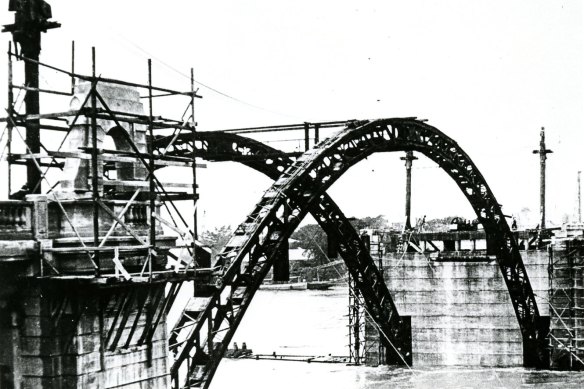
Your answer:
153,128 -> 411,388
155,118 -> 547,388
261,118 -> 546,363
272,118 -> 544,338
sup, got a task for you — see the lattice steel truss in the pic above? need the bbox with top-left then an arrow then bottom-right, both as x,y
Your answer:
154,129 -> 412,388
158,118 -> 547,388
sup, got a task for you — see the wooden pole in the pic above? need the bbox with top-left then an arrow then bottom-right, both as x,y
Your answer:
148,59 -> 155,282
400,151 -> 418,230
71,41 -> 75,94
304,122 -> 310,151
7,42 -> 13,197
191,68 -> 198,244
532,127 -> 552,229
91,47 -> 100,275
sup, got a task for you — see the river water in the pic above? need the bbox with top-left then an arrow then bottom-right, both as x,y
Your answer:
180,286 -> 584,389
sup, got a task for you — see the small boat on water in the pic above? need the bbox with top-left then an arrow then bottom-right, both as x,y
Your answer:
259,277 -> 334,291
307,281 -> 333,290
259,282 -> 308,291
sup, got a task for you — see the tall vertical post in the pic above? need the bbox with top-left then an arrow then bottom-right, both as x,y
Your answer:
146,59 -> 155,367
304,122 -> 310,151
400,151 -> 417,230
314,123 -> 320,145
377,233 -> 385,364
147,59 -> 155,281
532,127 -> 552,229
353,282 -> 360,365
71,41 -> 75,94
190,68 -> 198,245
23,46 -> 41,193
4,0 -> 60,193
91,47 -> 100,276
578,171 -> 582,223
347,272 -> 352,359
348,273 -> 355,363
7,42 -> 14,197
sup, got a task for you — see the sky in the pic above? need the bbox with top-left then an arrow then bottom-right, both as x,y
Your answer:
1,0 -> 583,230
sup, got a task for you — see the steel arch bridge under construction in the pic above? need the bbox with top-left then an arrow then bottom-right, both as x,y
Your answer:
154,118 -> 549,389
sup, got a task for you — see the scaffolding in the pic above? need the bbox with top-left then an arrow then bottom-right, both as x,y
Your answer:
0,5 -> 415,388
1,43 -> 208,277
548,237 -> 584,369
348,272 -> 365,364
1,36 -> 376,386
0,41 -> 220,365
352,229 -> 389,366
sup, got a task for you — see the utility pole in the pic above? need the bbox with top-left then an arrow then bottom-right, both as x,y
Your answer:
3,1 -> 60,193
400,151 -> 418,230
532,127 -> 552,229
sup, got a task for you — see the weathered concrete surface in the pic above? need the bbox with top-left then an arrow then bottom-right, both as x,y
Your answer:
1,284 -> 169,388
365,250 -> 549,367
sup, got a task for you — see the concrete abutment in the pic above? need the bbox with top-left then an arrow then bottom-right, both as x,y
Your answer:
365,239 -> 584,369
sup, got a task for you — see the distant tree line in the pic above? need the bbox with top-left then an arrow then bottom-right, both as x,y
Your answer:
199,214 -> 465,272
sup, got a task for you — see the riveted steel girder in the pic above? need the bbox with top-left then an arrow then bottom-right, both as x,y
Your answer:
155,118 -> 547,388
154,128 -> 411,388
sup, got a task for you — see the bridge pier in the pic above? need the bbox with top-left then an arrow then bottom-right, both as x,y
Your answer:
0,79 -> 208,388
362,226 -> 584,369
0,281 -> 170,388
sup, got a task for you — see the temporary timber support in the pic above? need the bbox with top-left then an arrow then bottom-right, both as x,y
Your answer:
348,273 -> 364,365
91,47 -> 100,275
548,241 -> 584,369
